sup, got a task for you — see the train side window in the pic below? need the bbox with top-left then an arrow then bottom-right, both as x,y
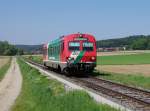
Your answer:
54,46 -> 55,54
49,46 -> 52,55
51,47 -> 54,55
55,46 -> 57,54
57,44 -> 60,53
58,44 -> 60,53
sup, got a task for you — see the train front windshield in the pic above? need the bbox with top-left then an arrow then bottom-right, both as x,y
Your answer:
69,42 -> 80,51
83,42 -> 93,51
69,41 -> 94,51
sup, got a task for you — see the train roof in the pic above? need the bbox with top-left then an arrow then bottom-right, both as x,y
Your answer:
63,33 -> 96,41
46,33 -> 95,45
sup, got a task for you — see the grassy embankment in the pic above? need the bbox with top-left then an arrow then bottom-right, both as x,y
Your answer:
12,58 -> 119,111
25,55 -> 43,64
94,71 -> 150,89
97,53 -> 150,65
0,57 -> 11,81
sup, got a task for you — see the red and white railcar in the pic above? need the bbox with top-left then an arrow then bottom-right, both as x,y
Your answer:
43,33 -> 97,74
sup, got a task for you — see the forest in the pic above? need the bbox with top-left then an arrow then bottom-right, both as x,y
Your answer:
0,41 -> 23,55
96,35 -> 150,50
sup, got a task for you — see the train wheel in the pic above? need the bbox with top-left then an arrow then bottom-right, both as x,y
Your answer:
63,68 -> 70,76
57,65 -> 61,73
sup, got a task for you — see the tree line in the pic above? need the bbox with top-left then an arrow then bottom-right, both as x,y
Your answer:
1,35 -> 149,56
0,41 -> 24,56
96,35 -> 150,50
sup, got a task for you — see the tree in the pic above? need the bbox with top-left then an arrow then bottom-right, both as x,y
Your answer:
131,38 -> 148,50
17,49 -> 24,55
0,41 -> 21,56
97,35 -> 150,50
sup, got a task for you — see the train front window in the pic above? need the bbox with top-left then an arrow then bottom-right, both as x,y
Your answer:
69,42 -> 80,51
83,42 -> 93,51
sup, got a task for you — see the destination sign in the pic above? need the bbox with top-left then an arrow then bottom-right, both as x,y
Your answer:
74,37 -> 88,41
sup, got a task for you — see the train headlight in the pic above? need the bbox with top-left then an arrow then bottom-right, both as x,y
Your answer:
91,56 -> 96,61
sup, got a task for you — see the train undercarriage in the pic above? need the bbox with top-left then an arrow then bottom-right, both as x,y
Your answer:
44,61 -> 96,75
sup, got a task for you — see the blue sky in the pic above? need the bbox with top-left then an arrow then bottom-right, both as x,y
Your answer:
0,0 -> 150,44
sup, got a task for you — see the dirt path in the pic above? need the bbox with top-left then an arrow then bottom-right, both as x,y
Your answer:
0,58 -> 22,111
97,64 -> 150,77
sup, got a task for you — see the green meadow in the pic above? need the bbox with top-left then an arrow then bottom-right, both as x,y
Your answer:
97,53 -> 150,65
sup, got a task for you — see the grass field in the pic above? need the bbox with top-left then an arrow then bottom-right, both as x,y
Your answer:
12,58 -> 119,111
97,53 -> 150,65
94,71 -> 150,89
0,57 -> 11,81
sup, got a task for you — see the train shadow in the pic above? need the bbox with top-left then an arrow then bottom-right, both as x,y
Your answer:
92,70 -> 111,77
65,70 -> 111,78
45,66 -> 111,78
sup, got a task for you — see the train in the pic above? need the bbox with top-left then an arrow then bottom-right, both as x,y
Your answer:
43,33 -> 97,74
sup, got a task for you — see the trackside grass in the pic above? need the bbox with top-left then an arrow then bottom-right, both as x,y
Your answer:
97,53 -> 150,65
0,57 -> 11,81
26,55 -> 43,64
12,59 -> 119,111
94,71 -> 150,89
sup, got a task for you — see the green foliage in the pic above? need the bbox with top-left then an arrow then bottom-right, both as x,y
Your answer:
27,55 -> 43,64
0,41 -> 24,56
131,38 -> 149,50
147,41 -> 150,49
96,71 -> 150,89
12,59 -> 119,111
17,48 -> 24,55
97,53 -> 150,65
97,35 -> 150,50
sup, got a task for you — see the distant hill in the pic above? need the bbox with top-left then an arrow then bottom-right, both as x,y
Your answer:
15,45 -> 42,54
15,35 -> 150,54
97,35 -> 150,50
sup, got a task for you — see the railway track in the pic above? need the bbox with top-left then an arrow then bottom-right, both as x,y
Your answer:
25,59 -> 150,111
75,77 -> 150,111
